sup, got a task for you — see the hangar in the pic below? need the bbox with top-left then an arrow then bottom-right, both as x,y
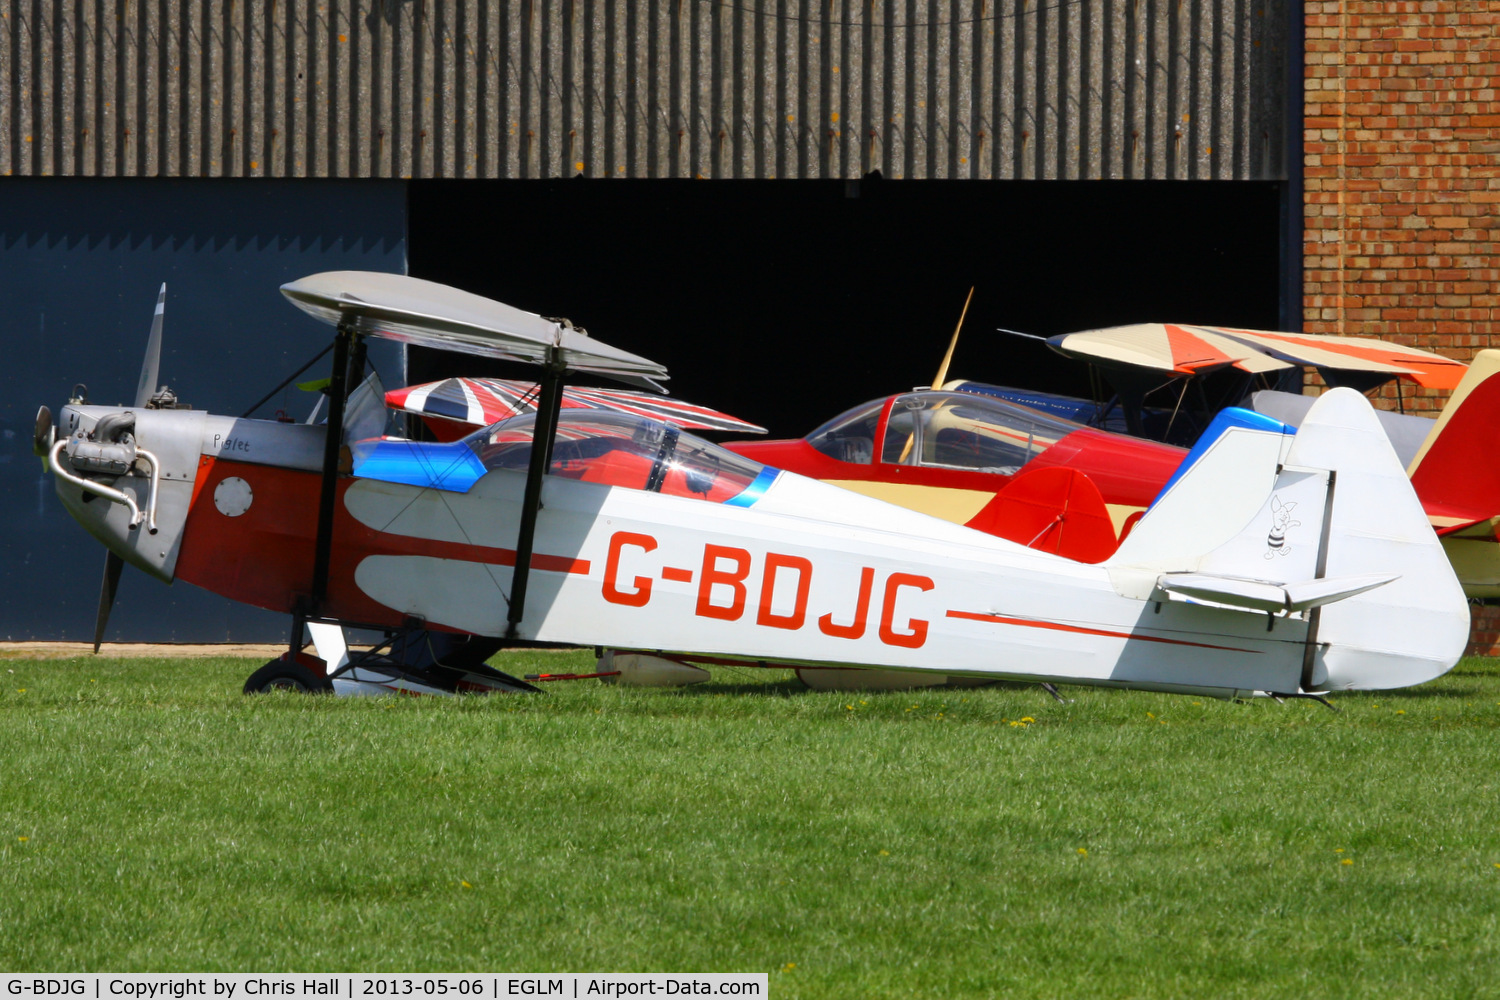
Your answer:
1,1 -> 1491,643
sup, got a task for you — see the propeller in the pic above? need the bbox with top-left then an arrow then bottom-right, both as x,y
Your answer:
135,284 -> 166,408
896,288 -> 977,466
33,405 -> 54,461
94,553 -> 125,654
931,286 -> 975,391
91,283 -> 166,653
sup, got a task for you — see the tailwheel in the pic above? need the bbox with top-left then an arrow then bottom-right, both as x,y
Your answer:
243,655 -> 334,694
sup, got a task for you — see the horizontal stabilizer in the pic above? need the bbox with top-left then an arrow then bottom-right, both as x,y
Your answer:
1158,572 -> 1398,614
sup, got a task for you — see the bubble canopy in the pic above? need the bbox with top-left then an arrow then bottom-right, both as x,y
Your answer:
352,410 -> 775,504
806,389 -> 1087,475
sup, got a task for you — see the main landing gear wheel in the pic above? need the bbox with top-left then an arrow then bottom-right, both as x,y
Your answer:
243,659 -> 334,694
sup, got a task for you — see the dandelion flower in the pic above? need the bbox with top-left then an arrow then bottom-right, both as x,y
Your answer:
1077,847 -> 1088,856
845,704 -> 854,711
1021,717 -> 1035,724
1341,858 -> 1354,866
781,963 -> 796,973
17,836 -> 28,842
1396,710 -> 1406,715
1146,712 -> 1155,719
878,850 -> 890,856
1335,848 -> 1344,853
460,880 -> 473,889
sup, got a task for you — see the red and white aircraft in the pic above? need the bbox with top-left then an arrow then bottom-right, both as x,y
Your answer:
37,273 -> 1468,701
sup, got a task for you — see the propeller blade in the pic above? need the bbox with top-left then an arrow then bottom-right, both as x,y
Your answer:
134,283 -> 166,408
33,405 -> 53,457
93,552 -> 124,654
931,286 -> 975,391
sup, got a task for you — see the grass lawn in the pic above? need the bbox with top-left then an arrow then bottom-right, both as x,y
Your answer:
1,651 -> 1498,997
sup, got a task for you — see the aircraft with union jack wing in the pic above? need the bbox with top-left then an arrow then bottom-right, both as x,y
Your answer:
35,272 -> 1468,701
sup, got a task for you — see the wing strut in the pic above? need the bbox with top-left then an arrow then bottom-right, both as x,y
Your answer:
289,315 -> 358,659
311,317 -> 357,607
1299,470 -> 1339,692
506,352 -> 567,639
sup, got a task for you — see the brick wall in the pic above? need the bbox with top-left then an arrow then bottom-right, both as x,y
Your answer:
1304,0 -> 1499,414
1470,603 -> 1500,655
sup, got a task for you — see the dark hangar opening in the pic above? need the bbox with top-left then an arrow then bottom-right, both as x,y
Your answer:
408,178 -> 1283,439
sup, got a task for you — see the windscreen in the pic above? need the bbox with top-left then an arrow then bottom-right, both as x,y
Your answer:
805,398 -> 884,464
879,391 -> 1084,474
468,410 -> 767,503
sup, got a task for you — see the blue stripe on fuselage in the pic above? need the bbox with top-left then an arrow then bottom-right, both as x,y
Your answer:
351,438 -> 489,493
724,466 -> 782,508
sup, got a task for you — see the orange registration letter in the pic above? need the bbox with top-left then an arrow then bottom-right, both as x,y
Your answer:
602,531 -> 657,607
696,545 -> 752,620
879,572 -> 934,648
818,567 -> 875,640
756,553 -> 813,630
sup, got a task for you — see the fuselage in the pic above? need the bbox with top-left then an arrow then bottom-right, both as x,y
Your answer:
722,388 -> 1500,596
721,389 -> 1188,557
51,401 -> 1450,699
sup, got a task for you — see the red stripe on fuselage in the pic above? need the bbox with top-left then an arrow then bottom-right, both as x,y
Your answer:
401,538 -> 590,575
945,609 -> 1257,653
174,458 -> 588,627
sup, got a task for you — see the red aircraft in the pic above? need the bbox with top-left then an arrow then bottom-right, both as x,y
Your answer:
709,353 -> 1500,603
721,389 -> 1188,564
391,381 -> 1189,566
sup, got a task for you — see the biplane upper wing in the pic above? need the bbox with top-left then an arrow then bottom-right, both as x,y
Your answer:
1046,323 -> 1466,388
280,271 -> 669,390
1046,322 -> 1293,375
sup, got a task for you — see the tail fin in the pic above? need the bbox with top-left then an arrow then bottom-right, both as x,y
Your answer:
1407,349 -> 1500,527
1109,388 -> 1467,691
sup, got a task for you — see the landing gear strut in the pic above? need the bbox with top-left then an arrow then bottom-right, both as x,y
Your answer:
244,617 -> 542,696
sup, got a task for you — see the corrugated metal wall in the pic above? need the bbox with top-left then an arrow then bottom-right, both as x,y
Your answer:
0,0 -> 1287,181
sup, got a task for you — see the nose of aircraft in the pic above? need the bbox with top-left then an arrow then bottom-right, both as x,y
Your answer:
47,402 -> 207,584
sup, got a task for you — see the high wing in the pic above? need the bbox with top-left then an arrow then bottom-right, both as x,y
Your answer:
280,271 -> 669,390
1045,322 -> 1466,389
387,376 -> 767,439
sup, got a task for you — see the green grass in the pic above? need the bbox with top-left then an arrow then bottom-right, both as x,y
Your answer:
2,653 -> 1500,997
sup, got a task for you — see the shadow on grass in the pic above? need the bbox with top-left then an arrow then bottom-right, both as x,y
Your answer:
671,677 -> 1047,698
1338,684 -> 1485,701
672,679 -> 810,698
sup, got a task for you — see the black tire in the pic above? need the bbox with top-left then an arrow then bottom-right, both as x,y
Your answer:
243,658 -> 334,694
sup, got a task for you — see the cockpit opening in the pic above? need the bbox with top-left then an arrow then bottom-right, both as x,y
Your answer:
807,390 -> 1085,475
472,410 -> 766,502
352,409 -> 770,503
